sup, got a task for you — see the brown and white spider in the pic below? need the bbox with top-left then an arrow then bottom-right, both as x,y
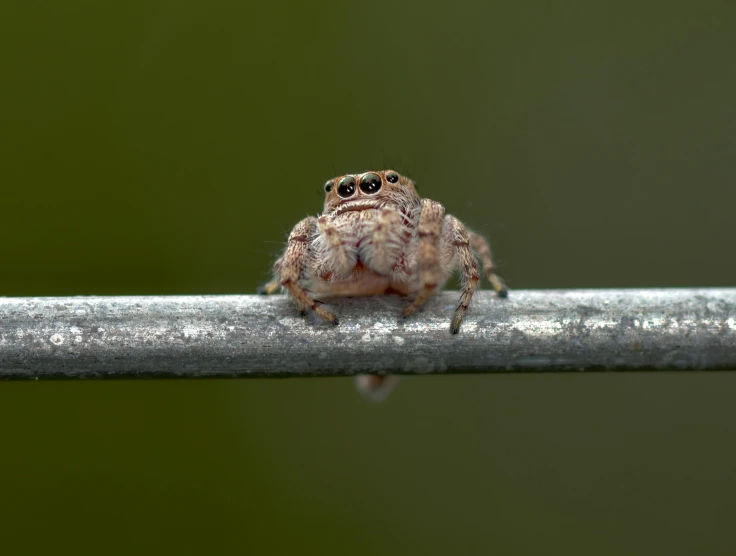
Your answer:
260,170 -> 507,334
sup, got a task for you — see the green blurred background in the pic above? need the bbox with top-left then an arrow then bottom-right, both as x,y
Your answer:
1,1 -> 735,554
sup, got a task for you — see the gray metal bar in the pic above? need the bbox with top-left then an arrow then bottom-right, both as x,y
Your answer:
0,289 -> 735,379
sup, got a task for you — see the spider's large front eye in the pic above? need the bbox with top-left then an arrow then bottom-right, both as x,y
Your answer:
360,173 -> 382,194
337,176 -> 357,198
386,171 -> 399,184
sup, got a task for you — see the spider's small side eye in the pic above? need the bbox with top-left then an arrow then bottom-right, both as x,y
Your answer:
386,171 -> 399,184
360,173 -> 382,194
324,180 -> 334,192
337,176 -> 357,198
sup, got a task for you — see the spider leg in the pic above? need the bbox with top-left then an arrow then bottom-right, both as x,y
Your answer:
280,217 -> 338,325
258,252 -> 284,295
259,249 -> 308,313
257,277 -> 282,296
403,199 -> 445,319
469,231 -> 508,298
446,216 -> 481,334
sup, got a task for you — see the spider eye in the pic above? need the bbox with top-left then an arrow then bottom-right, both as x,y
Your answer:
337,176 -> 357,198
360,173 -> 382,194
386,171 -> 399,184
324,180 -> 334,193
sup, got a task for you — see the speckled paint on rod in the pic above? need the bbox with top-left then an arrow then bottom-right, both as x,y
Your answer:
0,289 -> 734,379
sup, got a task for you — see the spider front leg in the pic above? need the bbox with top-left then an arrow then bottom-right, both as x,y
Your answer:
279,216 -> 339,325
445,216 -> 482,334
403,199 -> 445,319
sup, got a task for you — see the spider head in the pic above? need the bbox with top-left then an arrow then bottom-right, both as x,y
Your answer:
322,170 -> 420,214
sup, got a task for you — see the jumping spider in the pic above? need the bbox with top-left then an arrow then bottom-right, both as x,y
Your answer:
260,170 -> 507,334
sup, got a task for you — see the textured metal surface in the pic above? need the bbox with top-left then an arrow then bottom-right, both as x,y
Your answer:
0,289 -> 735,379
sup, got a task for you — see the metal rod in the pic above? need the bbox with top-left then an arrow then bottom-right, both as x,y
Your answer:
0,289 -> 735,379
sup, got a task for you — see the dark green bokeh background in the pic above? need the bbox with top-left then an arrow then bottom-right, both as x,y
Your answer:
2,1 -> 735,554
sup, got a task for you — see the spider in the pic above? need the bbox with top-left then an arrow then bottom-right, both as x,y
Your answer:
260,170 -> 508,334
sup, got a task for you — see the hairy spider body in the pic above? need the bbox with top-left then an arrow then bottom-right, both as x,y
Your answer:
261,170 -> 507,335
